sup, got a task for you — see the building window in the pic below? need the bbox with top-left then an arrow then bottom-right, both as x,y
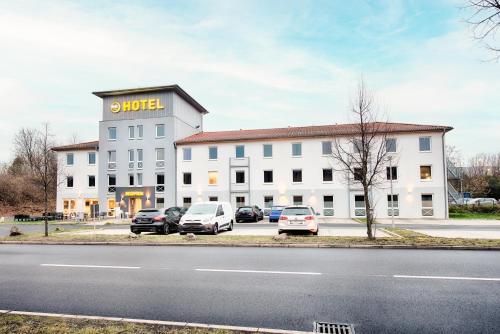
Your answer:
108,151 -> 116,170
353,139 -> 362,153
88,175 -> 95,188
129,174 -> 135,186
323,168 -> 333,182
156,148 -> 165,168
323,195 -> 334,216
183,148 -> 192,161
209,196 -> 218,202
421,194 -> 434,216
208,171 -> 218,185
386,138 -> 397,153
108,174 -> 116,186
137,149 -> 143,169
322,141 -> 332,155
263,144 -> 273,158
235,145 -> 245,158
292,169 -> 302,183
88,152 -> 96,165
183,172 -> 192,185
353,168 -> 362,181
128,149 -> 134,169
128,126 -> 135,139
236,171 -> 245,184
264,170 -> 273,183
292,143 -> 302,157
387,194 -> 399,216
420,165 -> 432,180
66,153 -> 74,166
386,166 -> 398,180
354,195 -> 366,216
137,173 -> 143,186
293,195 -> 303,205
183,197 -> 192,208
236,196 -> 245,207
156,197 -> 164,209
264,196 -> 274,208
108,127 -> 116,140
419,137 -> 431,152
66,176 -> 73,188
156,124 -> 165,138
156,173 -> 165,192
209,146 -> 218,160
137,125 -> 143,139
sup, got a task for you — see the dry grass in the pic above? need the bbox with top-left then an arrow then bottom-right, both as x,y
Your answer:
2,228 -> 500,248
0,314 -> 236,334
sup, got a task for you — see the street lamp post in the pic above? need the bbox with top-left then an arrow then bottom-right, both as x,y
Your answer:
389,156 -> 395,229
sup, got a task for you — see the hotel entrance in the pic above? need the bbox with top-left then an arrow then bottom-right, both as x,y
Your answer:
129,197 -> 142,217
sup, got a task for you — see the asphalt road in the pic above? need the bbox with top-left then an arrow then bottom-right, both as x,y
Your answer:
0,245 -> 499,333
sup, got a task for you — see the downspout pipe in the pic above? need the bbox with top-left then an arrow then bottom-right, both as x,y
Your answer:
441,129 -> 449,219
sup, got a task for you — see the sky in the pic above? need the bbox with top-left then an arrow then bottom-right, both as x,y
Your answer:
0,0 -> 499,163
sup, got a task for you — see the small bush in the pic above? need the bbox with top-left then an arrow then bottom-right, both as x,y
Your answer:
449,204 -> 500,214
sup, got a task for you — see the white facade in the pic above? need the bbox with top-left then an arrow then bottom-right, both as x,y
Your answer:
53,85 -> 451,220
55,148 -> 99,218
176,132 -> 448,219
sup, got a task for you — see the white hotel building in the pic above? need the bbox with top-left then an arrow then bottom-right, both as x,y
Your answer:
53,85 -> 452,219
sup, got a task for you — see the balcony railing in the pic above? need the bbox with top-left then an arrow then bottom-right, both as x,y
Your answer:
422,208 -> 434,216
354,208 -> 366,216
156,161 -> 165,168
323,208 -> 334,216
137,161 -> 143,169
107,162 -> 116,170
108,186 -> 116,193
128,162 -> 134,169
155,185 -> 165,192
388,208 -> 399,216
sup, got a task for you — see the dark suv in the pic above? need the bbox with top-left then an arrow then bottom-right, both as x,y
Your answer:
131,207 -> 187,235
235,206 -> 264,223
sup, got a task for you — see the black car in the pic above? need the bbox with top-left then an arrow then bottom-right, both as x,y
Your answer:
130,207 -> 187,235
235,206 -> 264,223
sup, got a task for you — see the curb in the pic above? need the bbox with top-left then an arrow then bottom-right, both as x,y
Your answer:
0,240 -> 499,250
0,309 -> 310,334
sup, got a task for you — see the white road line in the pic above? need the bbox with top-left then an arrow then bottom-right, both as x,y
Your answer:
394,275 -> 500,282
40,264 -> 140,269
195,268 -> 322,275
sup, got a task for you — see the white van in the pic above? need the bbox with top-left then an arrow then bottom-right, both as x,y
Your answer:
179,201 -> 234,235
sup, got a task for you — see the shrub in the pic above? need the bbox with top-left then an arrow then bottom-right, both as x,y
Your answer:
449,204 -> 500,214
9,226 -> 22,236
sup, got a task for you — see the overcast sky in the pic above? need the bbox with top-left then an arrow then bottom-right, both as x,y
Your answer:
0,0 -> 498,163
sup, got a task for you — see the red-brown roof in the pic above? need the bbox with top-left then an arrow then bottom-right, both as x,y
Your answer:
176,122 -> 453,145
52,141 -> 99,152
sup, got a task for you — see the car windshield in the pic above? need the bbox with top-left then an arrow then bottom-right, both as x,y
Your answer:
281,207 -> 311,216
187,203 -> 217,215
138,209 -> 161,214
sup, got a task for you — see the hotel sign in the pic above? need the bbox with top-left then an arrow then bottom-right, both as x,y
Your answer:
110,99 -> 165,113
123,191 -> 144,197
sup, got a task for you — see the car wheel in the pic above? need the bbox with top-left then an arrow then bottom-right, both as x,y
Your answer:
212,223 -> 218,235
254,215 -> 258,222
313,229 -> 319,236
133,230 -> 140,235
163,224 -> 170,235
228,220 -> 233,231
278,230 -> 284,234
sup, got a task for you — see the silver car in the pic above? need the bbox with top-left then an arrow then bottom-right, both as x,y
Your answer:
278,206 -> 320,235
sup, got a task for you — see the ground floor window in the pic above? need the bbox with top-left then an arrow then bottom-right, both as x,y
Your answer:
387,194 -> 399,216
236,171 -> 245,184
323,195 -> 334,216
156,197 -> 164,209
293,195 -> 303,205
421,194 -> 434,216
63,199 -> 76,218
209,196 -> 218,202
156,173 -> 165,192
236,196 -> 245,207
264,196 -> 273,208
183,197 -> 192,208
107,198 -> 115,217
354,195 -> 366,216
84,199 -> 99,218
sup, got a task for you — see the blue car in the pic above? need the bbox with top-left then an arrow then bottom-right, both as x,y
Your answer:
269,206 -> 285,222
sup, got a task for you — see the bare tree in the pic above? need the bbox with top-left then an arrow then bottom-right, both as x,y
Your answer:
330,81 -> 392,240
466,0 -> 500,59
14,124 -> 59,237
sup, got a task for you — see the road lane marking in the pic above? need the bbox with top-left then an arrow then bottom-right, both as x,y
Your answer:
394,275 -> 500,282
195,268 -> 322,275
41,264 -> 140,269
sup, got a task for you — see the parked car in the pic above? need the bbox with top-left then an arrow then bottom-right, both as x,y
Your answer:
278,206 -> 320,235
269,206 -> 285,222
130,207 -> 186,235
235,205 -> 264,222
466,198 -> 497,205
179,201 -> 234,235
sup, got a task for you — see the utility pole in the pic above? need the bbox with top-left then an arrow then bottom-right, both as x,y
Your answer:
389,156 -> 394,229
